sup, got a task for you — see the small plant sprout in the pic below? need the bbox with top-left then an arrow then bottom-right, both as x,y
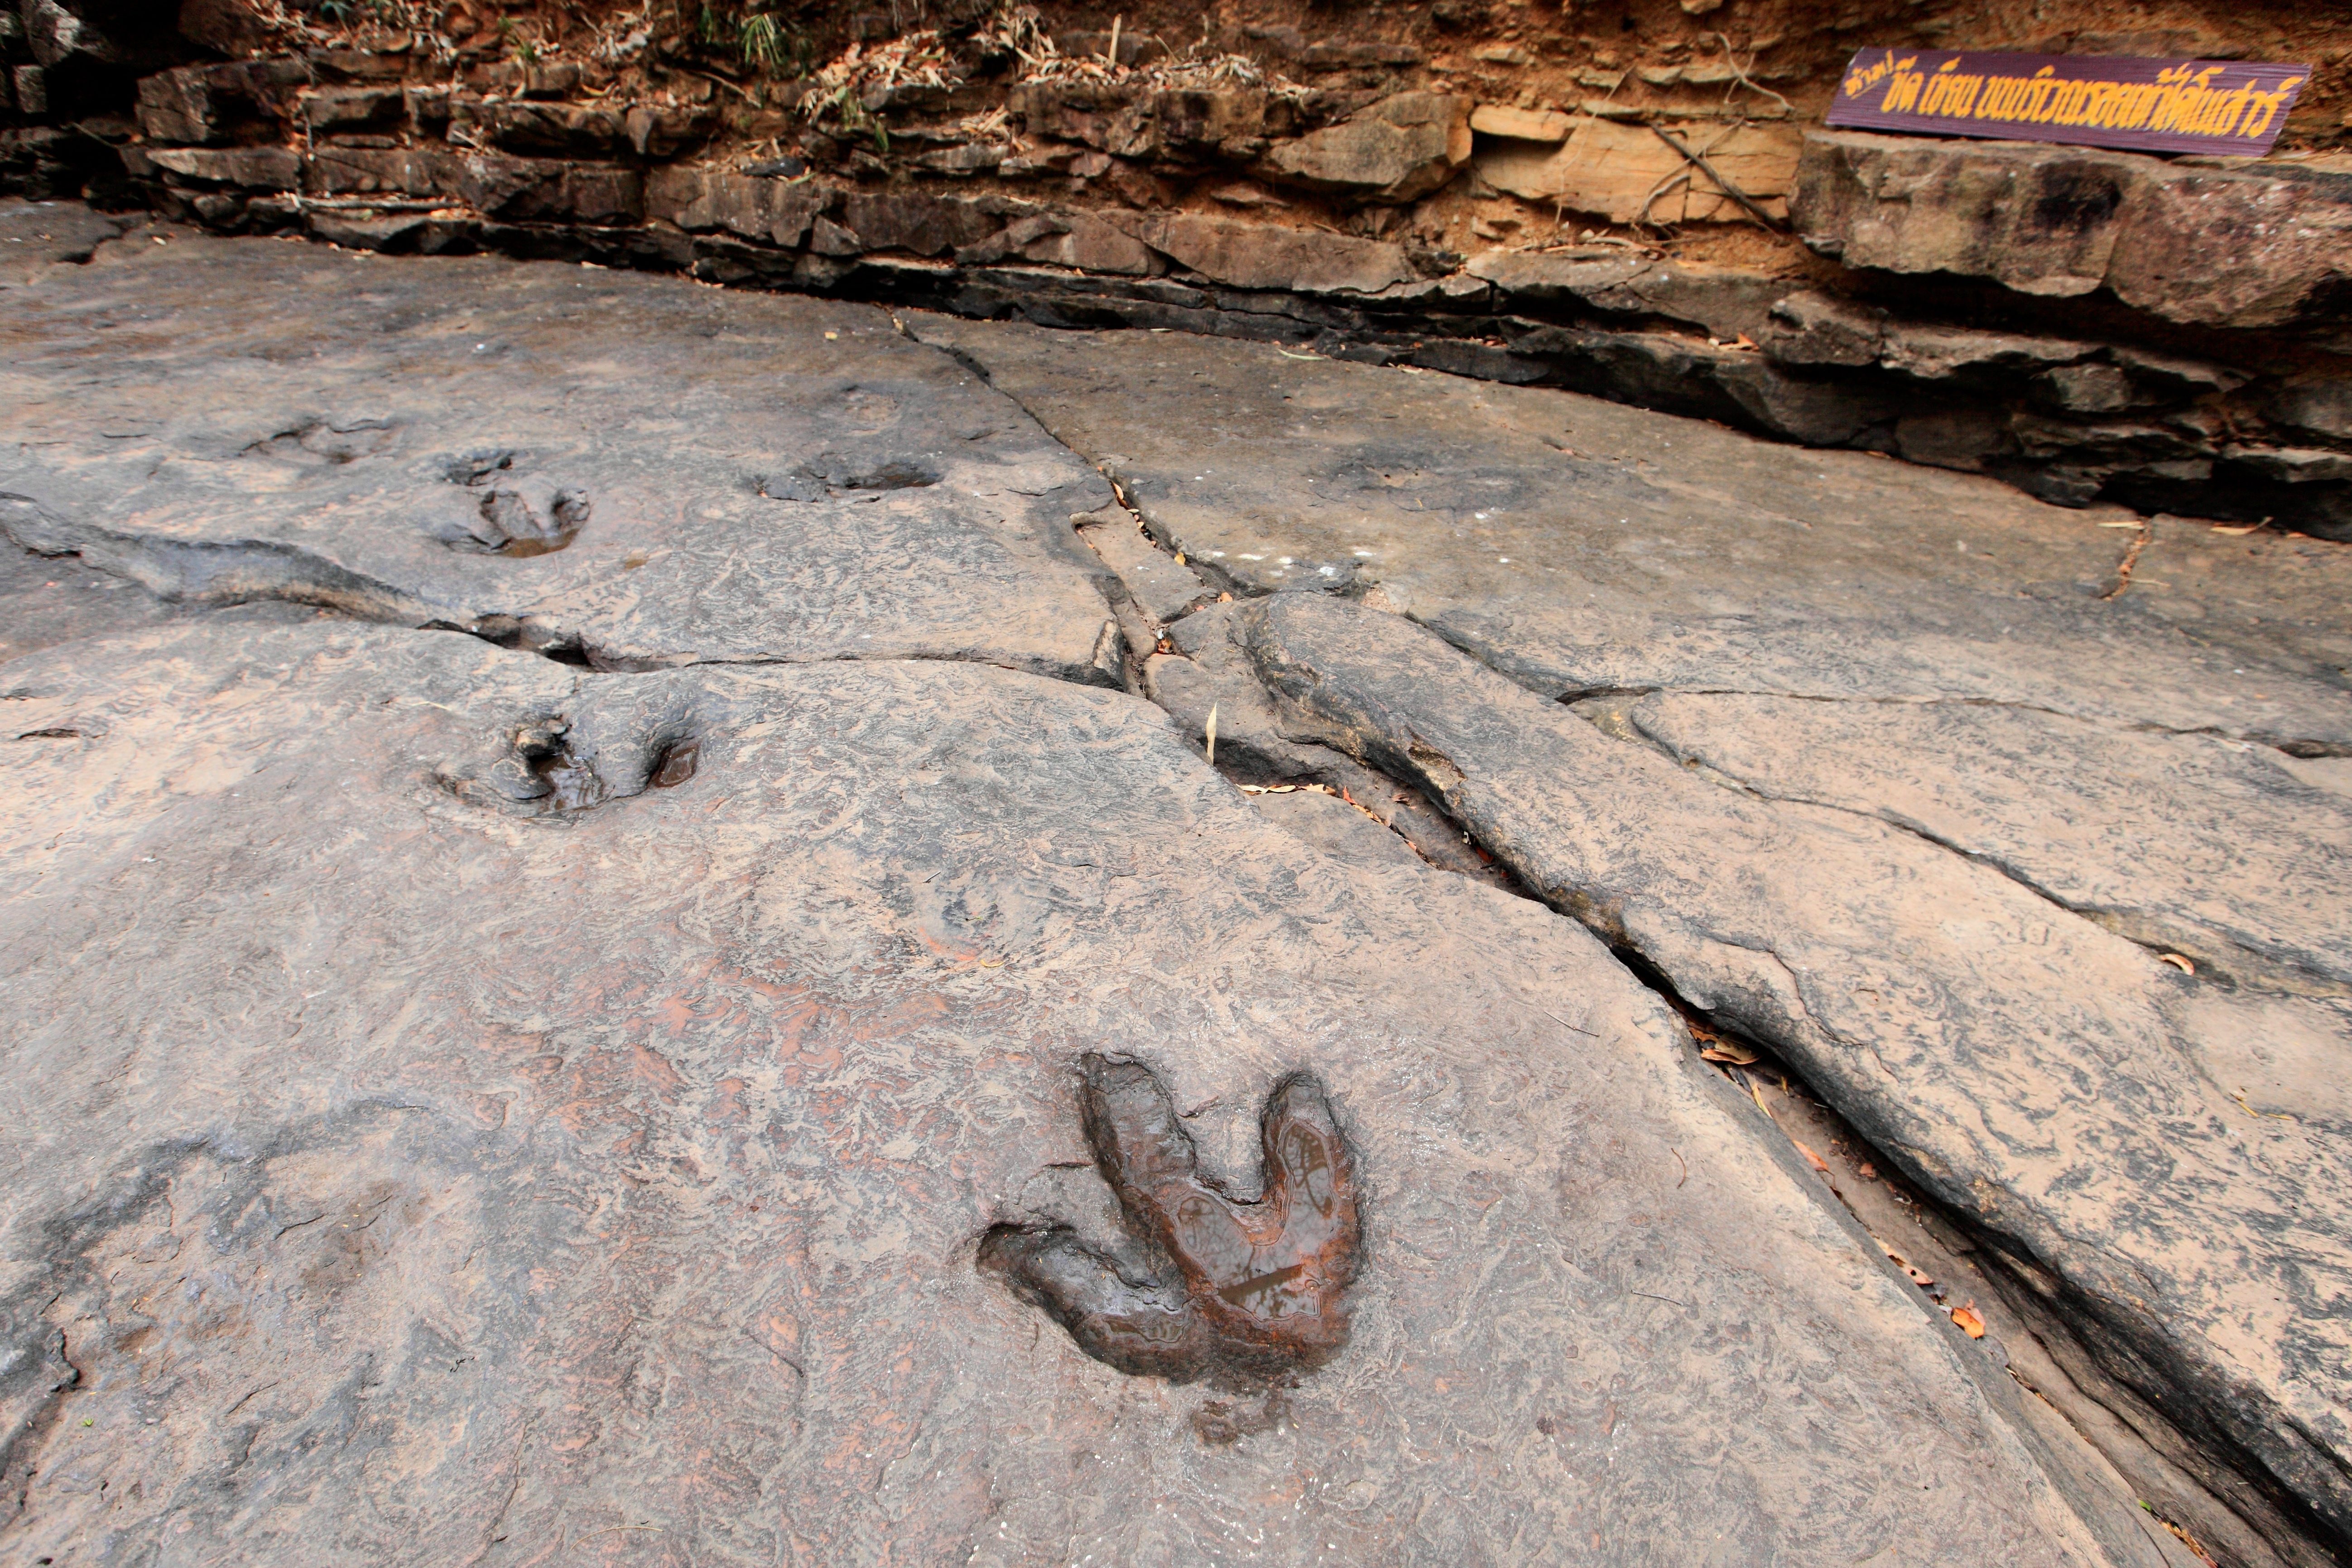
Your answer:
740,14 -> 789,74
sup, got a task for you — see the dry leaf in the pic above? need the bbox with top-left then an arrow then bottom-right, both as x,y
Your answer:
1878,1246 -> 1935,1289
2162,1518 -> 2217,1563
1689,1018 -> 1758,1065
1950,1306 -> 1986,1338
2231,1087 -> 2299,1123
1794,1140 -> 1830,1174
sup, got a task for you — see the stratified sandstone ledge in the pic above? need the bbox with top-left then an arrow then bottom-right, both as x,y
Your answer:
2,20 -> 2344,536
1795,127 -> 2352,332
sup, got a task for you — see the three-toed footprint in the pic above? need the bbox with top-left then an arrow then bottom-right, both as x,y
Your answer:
981,1053 -> 1363,1387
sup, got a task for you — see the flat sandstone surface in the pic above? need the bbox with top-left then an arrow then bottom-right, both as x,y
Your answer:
2,221 -> 2335,1564
0,226 -> 1123,681
916,315 -> 2352,1558
0,624 -> 2148,1564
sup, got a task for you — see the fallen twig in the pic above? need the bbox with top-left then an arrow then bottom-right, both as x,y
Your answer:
1630,166 -> 1694,234
1648,124 -> 1786,232
679,66 -> 759,102
1711,34 -> 1794,115
2102,518 -> 2153,600
1503,995 -> 1598,1038
297,197 -> 466,212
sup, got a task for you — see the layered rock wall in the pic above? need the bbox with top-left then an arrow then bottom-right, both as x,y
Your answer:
3,0 -> 2349,534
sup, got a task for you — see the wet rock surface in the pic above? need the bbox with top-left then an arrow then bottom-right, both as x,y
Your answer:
0,225 -> 1121,681
0,622 -> 2162,1565
908,314 -> 2352,1562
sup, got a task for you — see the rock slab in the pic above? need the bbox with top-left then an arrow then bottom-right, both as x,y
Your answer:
1794,128 -> 2352,333
0,230 -> 1123,681
906,310 -> 2352,1563
0,622 -> 2159,1564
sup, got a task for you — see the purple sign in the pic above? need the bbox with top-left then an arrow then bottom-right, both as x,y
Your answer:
1827,48 -> 2310,156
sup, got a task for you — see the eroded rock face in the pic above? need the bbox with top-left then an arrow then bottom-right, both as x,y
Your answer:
146,145 -> 302,192
0,622 -> 2150,1564
1118,210 -> 1414,293
1479,117 -> 1799,225
646,165 -> 827,247
1257,91 -> 1471,205
1794,128 -> 2352,333
0,231 -> 1123,680
62,63 -> 2352,533
1465,248 -> 1795,339
1468,104 -> 1571,142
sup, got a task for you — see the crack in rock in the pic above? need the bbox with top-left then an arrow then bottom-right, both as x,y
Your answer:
1218,587 -> 2352,1560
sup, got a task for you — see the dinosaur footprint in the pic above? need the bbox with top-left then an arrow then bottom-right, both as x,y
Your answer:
980,1053 -> 1363,1386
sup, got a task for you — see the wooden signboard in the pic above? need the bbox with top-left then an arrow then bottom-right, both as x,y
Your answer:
1827,49 -> 2310,156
